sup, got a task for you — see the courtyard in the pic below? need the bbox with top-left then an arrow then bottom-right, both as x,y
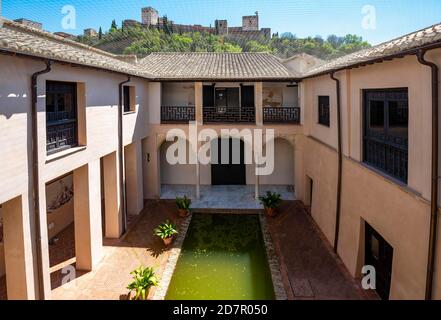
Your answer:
45,200 -> 373,300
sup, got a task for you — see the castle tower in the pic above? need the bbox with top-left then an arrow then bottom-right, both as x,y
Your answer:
242,11 -> 259,31
215,20 -> 228,35
141,7 -> 159,27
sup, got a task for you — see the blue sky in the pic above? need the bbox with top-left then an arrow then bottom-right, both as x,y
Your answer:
2,0 -> 441,45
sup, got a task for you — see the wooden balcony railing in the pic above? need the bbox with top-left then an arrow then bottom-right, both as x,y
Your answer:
263,106 -> 300,124
46,121 -> 78,154
161,106 -> 195,124
363,137 -> 408,183
203,106 -> 255,123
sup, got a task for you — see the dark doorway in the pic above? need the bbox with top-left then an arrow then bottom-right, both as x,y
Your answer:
365,223 -> 393,300
211,138 -> 246,185
306,176 -> 313,214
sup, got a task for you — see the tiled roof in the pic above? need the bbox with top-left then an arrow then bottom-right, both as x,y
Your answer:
0,19 -> 153,78
304,22 -> 441,78
138,52 -> 299,80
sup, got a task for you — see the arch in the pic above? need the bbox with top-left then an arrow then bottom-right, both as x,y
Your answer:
158,137 -> 197,198
259,137 -> 296,199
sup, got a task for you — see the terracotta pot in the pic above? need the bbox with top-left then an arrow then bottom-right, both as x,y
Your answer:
264,207 -> 277,217
178,208 -> 190,217
127,289 -> 150,300
163,236 -> 174,246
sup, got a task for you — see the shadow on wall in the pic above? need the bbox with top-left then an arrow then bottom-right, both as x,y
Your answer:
46,174 -> 74,240
0,93 -> 29,119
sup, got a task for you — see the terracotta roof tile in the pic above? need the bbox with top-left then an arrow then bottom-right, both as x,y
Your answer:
138,52 -> 299,80
303,22 -> 441,77
0,19 -> 153,78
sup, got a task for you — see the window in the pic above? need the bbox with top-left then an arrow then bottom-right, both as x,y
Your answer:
46,81 -> 78,154
123,85 -> 135,113
318,96 -> 330,126
363,89 -> 408,183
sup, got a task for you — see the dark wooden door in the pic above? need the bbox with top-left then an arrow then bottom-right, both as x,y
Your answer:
211,138 -> 246,185
365,223 -> 393,300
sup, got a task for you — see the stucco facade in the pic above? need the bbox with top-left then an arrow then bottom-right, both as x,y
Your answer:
294,50 -> 441,299
0,54 -> 149,299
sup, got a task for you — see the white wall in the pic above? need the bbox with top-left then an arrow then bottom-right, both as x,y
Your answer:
260,138 -> 295,185
161,82 -> 195,106
262,83 -> 298,107
159,140 -> 196,185
0,206 -> 4,277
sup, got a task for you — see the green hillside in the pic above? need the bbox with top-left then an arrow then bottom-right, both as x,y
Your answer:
77,23 -> 371,60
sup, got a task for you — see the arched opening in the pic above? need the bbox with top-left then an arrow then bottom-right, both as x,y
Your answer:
159,138 -> 197,199
260,137 -> 295,199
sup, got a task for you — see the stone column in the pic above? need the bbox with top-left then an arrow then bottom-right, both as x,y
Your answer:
125,141 -> 144,216
196,140 -> 201,200
103,151 -> 123,238
73,159 -> 103,271
36,184 -> 52,299
195,82 -> 203,125
255,82 -> 263,126
2,194 -> 36,299
255,171 -> 260,200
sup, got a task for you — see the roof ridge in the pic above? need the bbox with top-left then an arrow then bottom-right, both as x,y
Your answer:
146,51 -> 272,55
368,21 -> 441,49
303,21 -> 441,77
2,18 -> 119,60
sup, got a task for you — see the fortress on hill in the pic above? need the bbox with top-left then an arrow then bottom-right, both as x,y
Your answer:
120,6 -> 271,40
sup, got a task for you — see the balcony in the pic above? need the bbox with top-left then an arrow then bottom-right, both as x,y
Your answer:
46,111 -> 78,154
161,106 -> 195,124
203,106 -> 255,124
363,137 -> 408,183
263,106 -> 300,124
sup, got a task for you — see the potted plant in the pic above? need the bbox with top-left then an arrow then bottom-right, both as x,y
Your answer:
259,191 -> 282,217
127,266 -> 158,300
176,195 -> 191,217
153,220 -> 178,246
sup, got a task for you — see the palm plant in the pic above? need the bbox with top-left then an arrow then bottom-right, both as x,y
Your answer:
176,195 -> 191,217
176,195 -> 191,210
259,191 -> 282,217
153,220 -> 178,239
127,266 -> 158,300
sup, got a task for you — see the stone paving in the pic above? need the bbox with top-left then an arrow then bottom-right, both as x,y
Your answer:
161,184 -> 296,209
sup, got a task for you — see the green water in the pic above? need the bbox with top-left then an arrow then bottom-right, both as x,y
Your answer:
165,214 -> 275,300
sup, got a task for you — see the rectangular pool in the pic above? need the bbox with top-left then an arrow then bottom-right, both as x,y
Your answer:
165,213 -> 275,300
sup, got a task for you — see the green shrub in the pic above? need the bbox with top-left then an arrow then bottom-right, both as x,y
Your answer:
259,191 -> 282,209
176,195 -> 191,210
153,220 -> 178,239
127,266 -> 158,300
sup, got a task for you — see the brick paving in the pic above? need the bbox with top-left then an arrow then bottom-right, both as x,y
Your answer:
0,274 -> 6,300
48,223 -> 76,290
266,200 -> 377,300
51,200 -> 186,300
1,199 -> 375,300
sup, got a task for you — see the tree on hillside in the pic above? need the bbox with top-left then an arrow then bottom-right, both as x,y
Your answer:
98,27 -> 103,40
110,19 -> 118,33
245,40 -> 273,53
76,22 -> 370,59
